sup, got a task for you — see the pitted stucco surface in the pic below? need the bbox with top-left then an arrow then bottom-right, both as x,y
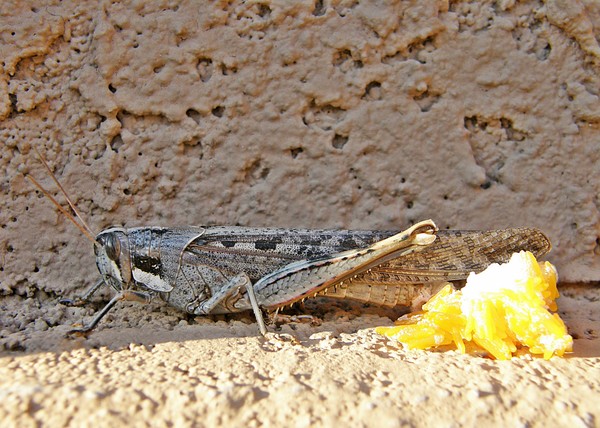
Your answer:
2,0 -> 599,292
1,1 -> 600,426
0,1 -> 600,292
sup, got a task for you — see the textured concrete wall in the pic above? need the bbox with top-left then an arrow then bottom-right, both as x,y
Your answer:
1,0 -> 599,324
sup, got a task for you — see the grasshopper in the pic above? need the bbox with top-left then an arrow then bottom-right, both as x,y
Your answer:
25,152 -> 552,336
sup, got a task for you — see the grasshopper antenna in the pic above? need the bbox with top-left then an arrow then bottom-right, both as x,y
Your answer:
25,149 -> 99,247
33,147 -> 97,239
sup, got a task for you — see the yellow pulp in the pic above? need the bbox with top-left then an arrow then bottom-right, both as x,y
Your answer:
376,251 -> 573,360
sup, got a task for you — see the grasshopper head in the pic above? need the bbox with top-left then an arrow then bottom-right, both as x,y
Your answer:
95,228 -> 132,291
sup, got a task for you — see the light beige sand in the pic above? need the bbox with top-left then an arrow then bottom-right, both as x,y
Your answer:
0,284 -> 598,427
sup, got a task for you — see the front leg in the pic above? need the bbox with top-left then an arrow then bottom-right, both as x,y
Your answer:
67,290 -> 153,336
59,278 -> 105,307
188,273 -> 267,335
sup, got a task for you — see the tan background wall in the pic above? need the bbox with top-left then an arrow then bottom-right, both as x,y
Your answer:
1,0 -> 599,320
1,2 -> 600,426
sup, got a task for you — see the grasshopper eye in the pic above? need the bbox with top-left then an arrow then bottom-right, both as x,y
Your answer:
104,234 -> 121,261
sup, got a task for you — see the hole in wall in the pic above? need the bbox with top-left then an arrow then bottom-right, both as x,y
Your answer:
9,93 -> 17,111
186,109 -> 202,125
257,4 -> 271,18
212,106 -> 224,118
221,62 -> 238,76
313,0 -> 326,16
290,147 -> 304,159
537,43 -> 551,61
110,135 -> 124,153
197,58 -> 214,82
500,117 -> 526,141
363,81 -> 382,100
333,49 -> 352,67
332,134 -> 348,149
464,116 -> 488,131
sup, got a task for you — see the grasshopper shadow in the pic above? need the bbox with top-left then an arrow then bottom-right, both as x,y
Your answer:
0,297 -> 408,356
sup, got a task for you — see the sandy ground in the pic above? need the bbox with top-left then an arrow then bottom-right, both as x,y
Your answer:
0,284 -> 598,427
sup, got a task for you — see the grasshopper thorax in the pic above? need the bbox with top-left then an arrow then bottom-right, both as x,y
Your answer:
95,227 -> 132,292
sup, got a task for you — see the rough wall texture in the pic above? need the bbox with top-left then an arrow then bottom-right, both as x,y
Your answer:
1,0 -> 600,326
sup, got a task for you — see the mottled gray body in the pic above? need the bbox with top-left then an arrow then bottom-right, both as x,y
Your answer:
163,225 -> 414,313
105,224 -> 551,312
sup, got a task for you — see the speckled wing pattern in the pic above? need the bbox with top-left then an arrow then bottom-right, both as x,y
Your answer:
318,228 -> 552,307
357,228 -> 552,284
179,226 -> 551,310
